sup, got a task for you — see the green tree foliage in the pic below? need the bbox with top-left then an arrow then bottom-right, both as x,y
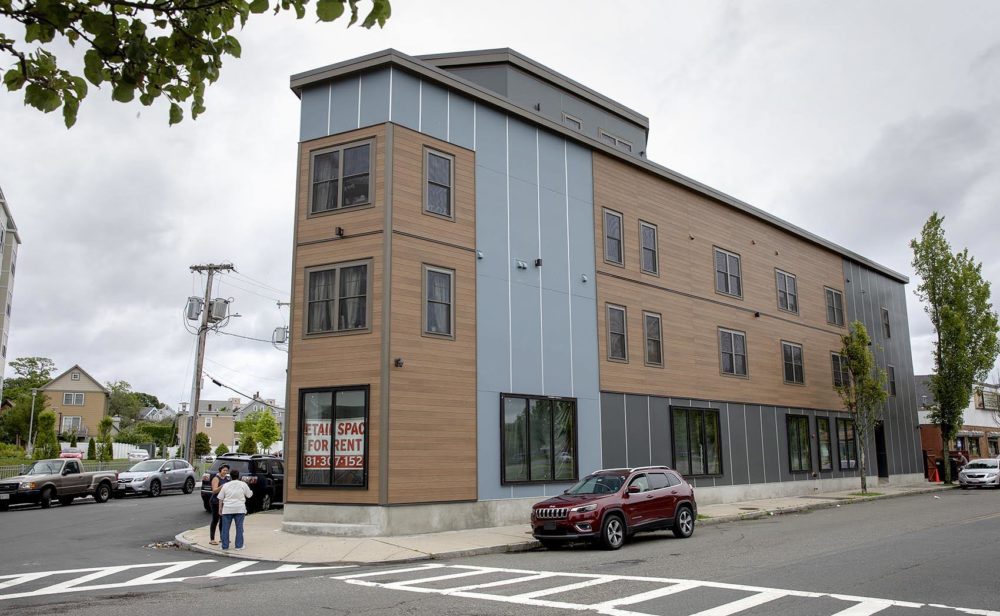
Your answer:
140,422 -> 176,456
87,437 -> 96,460
135,392 -> 164,409
235,408 -> 280,454
911,213 -> 1000,483
0,356 -> 54,445
1,0 -> 391,128
32,410 -> 60,459
0,443 -> 26,458
214,442 -> 229,456
194,431 -> 211,457
835,321 -> 888,494
97,415 -> 114,462
106,380 -> 142,427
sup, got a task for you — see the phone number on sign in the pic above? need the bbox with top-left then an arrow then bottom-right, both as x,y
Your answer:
303,455 -> 364,469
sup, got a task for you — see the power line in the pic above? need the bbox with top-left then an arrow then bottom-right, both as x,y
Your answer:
204,372 -> 286,411
229,270 -> 288,295
217,278 -> 288,303
213,330 -> 275,344
204,357 -> 286,382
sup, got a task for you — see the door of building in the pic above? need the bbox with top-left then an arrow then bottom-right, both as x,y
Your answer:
874,422 -> 889,478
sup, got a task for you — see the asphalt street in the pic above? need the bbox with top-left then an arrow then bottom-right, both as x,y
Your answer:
2,488 -> 999,615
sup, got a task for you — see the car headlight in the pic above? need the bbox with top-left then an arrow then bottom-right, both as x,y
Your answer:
570,503 -> 597,513
19,482 -> 36,489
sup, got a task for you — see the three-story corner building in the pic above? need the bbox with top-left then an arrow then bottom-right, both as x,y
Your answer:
283,48 -> 924,536
0,186 -> 20,394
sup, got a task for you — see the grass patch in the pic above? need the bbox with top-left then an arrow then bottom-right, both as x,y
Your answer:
847,492 -> 884,497
697,514 -> 712,520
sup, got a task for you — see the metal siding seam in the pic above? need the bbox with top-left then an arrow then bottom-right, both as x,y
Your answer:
473,102 -> 477,150
356,75 -> 361,128
379,123 -> 395,505
536,129 -> 544,394
326,82 -> 332,136
726,402 -> 734,485
446,91 -> 450,142
623,393 -> 629,467
417,80 -> 422,132
646,397 -> 652,464
388,67 -> 393,123
744,404 -> 750,485
505,117 -> 513,392
563,142 -> 575,397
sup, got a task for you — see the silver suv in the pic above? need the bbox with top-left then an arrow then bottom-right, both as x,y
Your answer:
115,459 -> 197,497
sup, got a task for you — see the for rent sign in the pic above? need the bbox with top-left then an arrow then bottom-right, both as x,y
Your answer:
303,418 -> 365,470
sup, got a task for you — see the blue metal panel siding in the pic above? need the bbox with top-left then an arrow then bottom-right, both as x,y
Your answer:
542,288 -> 573,394
576,396 -> 603,477
390,69 -> 420,131
299,86 -> 329,141
330,78 -> 360,134
727,403 -> 750,485
625,395 -> 651,467
539,188 -> 570,294
508,177 -> 540,289
509,280 -> 543,393
473,106 -> 507,174
359,69 -> 390,127
649,396 -> 672,466
420,82 -> 449,142
448,96 -> 475,151
601,393 -> 627,468
745,405 -> 766,484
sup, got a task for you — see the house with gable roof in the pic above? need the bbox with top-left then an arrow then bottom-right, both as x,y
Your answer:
40,364 -> 110,439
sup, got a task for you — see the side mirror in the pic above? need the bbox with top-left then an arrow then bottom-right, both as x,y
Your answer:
161,468 -> 169,473
627,485 -> 641,494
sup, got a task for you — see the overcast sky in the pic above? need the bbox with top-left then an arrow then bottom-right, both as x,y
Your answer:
2,0 -> 998,409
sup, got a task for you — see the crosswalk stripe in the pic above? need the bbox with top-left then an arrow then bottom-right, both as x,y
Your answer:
513,576 -> 616,599
0,573 -> 55,591
687,590 -> 787,616
827,600 -> 898,616
206,562 -> 257,577
592,581 -> 698,609
333,564 -> 444,580
127,561 -> 207,585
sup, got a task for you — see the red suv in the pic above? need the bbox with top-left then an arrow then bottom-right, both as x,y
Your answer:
531,466 -> 696,550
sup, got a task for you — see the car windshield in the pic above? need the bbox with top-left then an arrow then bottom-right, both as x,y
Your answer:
129,461 -> 164,472
965,460 -> 999,469
63,448 -> 80,453
24,461 -> 63,475
209,459 -> 251,475
565,474 -> 626,495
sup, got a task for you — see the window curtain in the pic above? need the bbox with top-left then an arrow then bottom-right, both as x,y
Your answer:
426,271 -> 451,333
339,265 -> 367,329
308,270 -> 336,332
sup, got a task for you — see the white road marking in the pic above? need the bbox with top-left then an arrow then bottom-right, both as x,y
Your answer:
335,564 -> 1000,616
0,560 -> 353,601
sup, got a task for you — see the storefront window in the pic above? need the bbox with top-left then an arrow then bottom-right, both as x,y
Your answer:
501,394 -> 577,484
299,386 -> 368,488
671,407 -> 722,476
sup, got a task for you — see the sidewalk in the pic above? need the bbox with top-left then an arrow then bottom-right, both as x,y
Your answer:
175,483 -> 952,565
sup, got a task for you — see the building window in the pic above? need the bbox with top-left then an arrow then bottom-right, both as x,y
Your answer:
501,394 -> 577,484
306,261 -> 370,334
61,416 -> 82,434
719,328 -> 748,377
817,418 -> 833,471
881,307 -> 891,338
204,417 -> 213,428
837,419 -> 857,470
671,407 -> 722,476
607,304 -> 628,362
968,437 -> 981,458
825,288 -> 845,326
714,247 -> 742,298
643,311 -> 663,367
71,372 -> 81,381
831,353 -> 850,388
562,113 -> 582,130
299,386 -> 368,488
310,140 -> 372,214
599,129 -> 633,153
62,393 -> 85,405
423,265 -> 454,337
603,209 -> 624,265
782,341 -> 805,384
887,365 -> 897,396
424,149 -> 454,219
787,415 -> 811,472
775,269 -> 798,313
988,437 -> 998,457
639,221 -> 658,275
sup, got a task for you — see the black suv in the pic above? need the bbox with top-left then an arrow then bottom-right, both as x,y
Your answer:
200,454 -> 284,513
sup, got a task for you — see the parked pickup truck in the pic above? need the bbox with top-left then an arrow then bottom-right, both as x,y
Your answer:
0,459 -> 116,511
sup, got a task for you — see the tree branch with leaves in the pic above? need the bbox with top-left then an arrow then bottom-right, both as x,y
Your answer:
835,321 -> 888,494
1,0 -> 391,127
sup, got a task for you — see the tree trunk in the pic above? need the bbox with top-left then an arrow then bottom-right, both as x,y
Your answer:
859,439 -> 868,494
942,444 -> 952,484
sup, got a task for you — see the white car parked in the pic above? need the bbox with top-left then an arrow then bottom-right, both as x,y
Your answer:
958,457 -> 1000,489
127,450 -> 150,462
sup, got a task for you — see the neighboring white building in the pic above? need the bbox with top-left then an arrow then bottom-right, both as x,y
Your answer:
917,376 -> 1000,459
0,186 -> 20,394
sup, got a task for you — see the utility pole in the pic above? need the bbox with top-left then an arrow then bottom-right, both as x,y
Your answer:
186,263 -> 234,463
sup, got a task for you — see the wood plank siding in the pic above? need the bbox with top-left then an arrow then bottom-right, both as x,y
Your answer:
593,152 -> 849,410
387,126 -> 477,504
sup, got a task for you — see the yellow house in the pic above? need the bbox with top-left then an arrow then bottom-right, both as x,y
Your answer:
40,365 -> 109,440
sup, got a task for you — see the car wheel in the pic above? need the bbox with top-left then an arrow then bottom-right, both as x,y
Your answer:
539,539 -> 562,550
59,496 -> 74,506
0,501 -> 8,512
600,514 -> 626,550
39,488 -> 53,509
94,482 -> 111,503
259,492 -> 273,512
183,477 -> 195,494
672,506 -> 695,539
149,480 -> 161,498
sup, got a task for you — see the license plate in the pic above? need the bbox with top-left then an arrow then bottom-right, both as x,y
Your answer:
0,494 -> 9,500
543,521 -> 556,531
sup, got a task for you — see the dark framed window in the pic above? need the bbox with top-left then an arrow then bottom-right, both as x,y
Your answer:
817,418 -> 833,471
639,221 -> 658,275
719,327 -> 748,376
424,149 -> 454,219
881,308 -> 891,338
782,341 -> 804,384
299,385 -> 369,488
831,352 -> 850,388
604,209 -> 624,265
887,365 -> 897,396
306,261 -> 370,334
671,407 -> 722,476
310,140 -> 373,214
775,269 -> 798,313
825,287 -> 845,326
837,418 -> 857,470
423,264 -> 454,338
968,437 -> 981,457
643,311 -> 663,367
607,304 -> 628,362
501,394 -> 577,484
787,415 -> 811,472
714,247 -> 742,297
